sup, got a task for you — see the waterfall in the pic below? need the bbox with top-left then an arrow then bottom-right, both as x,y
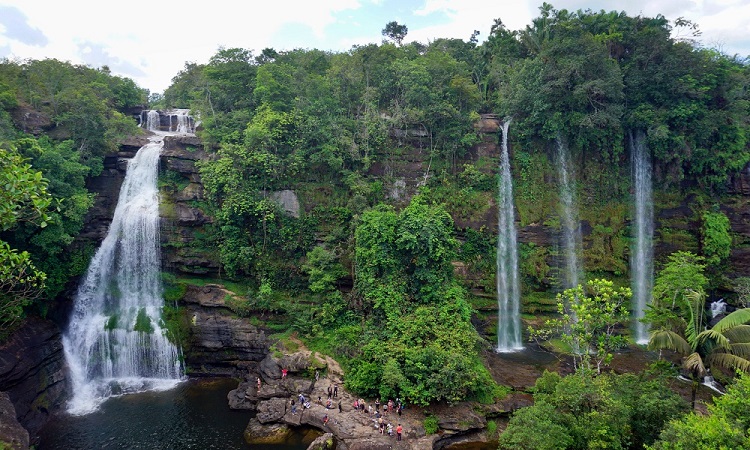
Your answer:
555,137 -> 583,289
630,130 -> 653,344
496,120 -> 523,352
63,131 -> 183,415
145,110 -> 160,132
142,109 -> 193,134
710,299 -> 727,319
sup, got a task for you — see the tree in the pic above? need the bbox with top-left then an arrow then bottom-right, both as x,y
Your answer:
648,251 -> 707,330
648,289 -> 750,408
0,146 -> 52,338
382,21 -> 408,46
649,372 -> 750,449
531,278 -> 631,374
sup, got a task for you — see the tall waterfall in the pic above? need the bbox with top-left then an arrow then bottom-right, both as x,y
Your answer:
630,130 -> 653,344
496,120 -> 523,352
63,131 -> 182,415
556,137 -> 583,289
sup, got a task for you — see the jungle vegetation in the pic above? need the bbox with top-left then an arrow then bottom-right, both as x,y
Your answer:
1,3 -> 750,446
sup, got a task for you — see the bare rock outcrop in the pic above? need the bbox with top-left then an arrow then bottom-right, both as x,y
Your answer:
0,318 -> 68,444
0,391 -> 29,450
182,284 -> 268,376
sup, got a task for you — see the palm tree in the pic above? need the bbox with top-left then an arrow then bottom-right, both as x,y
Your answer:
649,290 -> 750,408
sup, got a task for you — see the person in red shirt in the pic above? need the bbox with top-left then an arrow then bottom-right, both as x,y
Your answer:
396,423 -> 403,441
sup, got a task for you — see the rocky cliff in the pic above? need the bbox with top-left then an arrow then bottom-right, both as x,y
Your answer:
0,318 -> 68,444
181,284 -> 269,376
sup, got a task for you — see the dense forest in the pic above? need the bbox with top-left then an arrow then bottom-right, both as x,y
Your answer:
3,3 -> 750,448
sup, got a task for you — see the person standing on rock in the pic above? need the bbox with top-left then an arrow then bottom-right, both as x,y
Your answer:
338,400 -> 342,413
315,370 -> 319,381
282,368 -> 288,379
291,398 -> 297,415
256,377 -> 261,392
396,423 -> 403,441
333,383 -> 338,398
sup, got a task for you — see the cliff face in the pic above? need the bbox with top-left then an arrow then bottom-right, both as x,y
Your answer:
0,318 -> 68,444
181,284 -> 269,376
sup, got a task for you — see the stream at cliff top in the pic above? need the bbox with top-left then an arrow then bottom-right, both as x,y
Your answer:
38,378 -> 311,450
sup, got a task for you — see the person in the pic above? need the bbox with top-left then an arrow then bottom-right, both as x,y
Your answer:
338,400 -> 342,413
323,414 -> 329,427
396,423 -> 403,441
315,370 -> 319,381
387,422 -> 393,436
256,377 -> 261,391
378,416 -> 384,434
375,398 -> 380,412
326,398 -> 332,409
328,385 -> 333,398
353,399 -> 359,410
333,383 -> 338,398
281,368 -> 288,379
291,399 -> 297,415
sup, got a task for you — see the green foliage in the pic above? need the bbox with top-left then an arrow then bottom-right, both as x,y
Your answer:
133,308 -> 154,334
422,415 -> 438,435
501,371 -> 687,450
648,372 -> 750,449
530,278 -> 631,373
700,209 -> 731,267
649,251 -> 707,330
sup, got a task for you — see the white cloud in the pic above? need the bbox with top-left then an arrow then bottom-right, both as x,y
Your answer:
0,0 -> 748,93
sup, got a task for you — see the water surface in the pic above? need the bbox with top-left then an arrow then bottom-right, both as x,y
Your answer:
39,378 -> 310,450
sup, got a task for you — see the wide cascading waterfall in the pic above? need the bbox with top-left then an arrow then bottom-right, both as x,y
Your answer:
63,135 -> 182,415
630,129 -> 653,344
496,120 -> 523,352
555,136 -> 583,289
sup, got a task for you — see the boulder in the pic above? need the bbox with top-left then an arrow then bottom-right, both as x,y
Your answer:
257,398 -> 288,424
243,418 -> 293,445
259,354 -> 282,380
269,190 -> 301,218
306,432 -> 335,450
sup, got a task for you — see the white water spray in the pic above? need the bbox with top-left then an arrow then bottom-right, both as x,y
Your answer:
630,130 -> 654,344
496,120 -> 523,352
555,137 -> 583,289
64,117 -> 186,415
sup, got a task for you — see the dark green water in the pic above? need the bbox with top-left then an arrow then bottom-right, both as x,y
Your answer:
38,378 -> 311,450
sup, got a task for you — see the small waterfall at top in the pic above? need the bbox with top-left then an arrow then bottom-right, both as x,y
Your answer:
496,120 -> 523,352
146,110 -> 160,131
63,112 -> 187,415
710,299 -> 727,319
555,136 -> 583,290
630,130 -> 654,344
142,109 -> 195,134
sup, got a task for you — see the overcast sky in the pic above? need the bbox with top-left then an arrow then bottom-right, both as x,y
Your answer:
1,0 -> 749,94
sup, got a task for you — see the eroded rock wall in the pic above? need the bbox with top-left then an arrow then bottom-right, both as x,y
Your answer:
0,319 -> 68,444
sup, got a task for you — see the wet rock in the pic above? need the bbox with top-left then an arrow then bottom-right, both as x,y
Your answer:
244,418 -> 293,445
0,391 -> 29,450
432,404 -> 486,432
227,381 -> 257,410
307,432 -> 335,450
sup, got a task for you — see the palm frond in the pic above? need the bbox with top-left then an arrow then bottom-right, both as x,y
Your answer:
684,352 -> 707,377
722,325 -> 750,343
697,329 -> 731,350
712,308 -> 750,334
684,290 -> 705,346
648,329 -> 692,355
730,343 -> 750,358
707,352 -> 750,373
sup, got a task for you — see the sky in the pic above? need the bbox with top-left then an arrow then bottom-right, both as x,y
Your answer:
1,0 -> 749,94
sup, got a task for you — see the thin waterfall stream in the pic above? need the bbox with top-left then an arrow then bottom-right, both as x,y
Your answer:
630,130 -> 653,344
63,110 -> 192,414
496,120 -> 523,352
555,137 -> 583,290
